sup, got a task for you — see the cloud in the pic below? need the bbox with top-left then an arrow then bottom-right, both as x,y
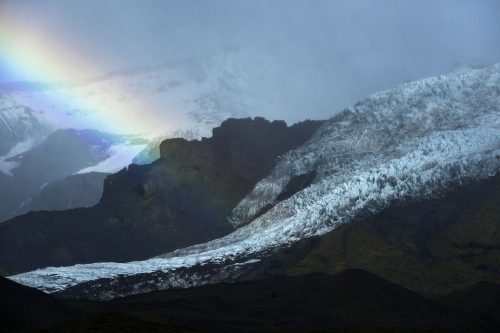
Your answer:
1,0 -> 500,120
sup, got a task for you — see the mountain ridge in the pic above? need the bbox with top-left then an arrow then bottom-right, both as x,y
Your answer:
0,117 -> 323,276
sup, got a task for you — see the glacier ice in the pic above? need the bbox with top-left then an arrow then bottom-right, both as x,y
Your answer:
9,63 -> 500,299
74,144 -> 148,174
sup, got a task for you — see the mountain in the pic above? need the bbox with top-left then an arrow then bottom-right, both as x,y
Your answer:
440,281 -> 500,328
2,51 -> 338,138
2,53 -> 492,224
6,129 -> 146,192
1,50 -> 357,171
0,128 -> 147,223
0,172 -> 109,232
7,64 -> 500,298
0,94 -> 55,223
0,117 -> 323,275
17,172 -> 110,214
0,50 -> 344,223
0,90 -> 53,157
257,169 -> 500,295
9,63 -> 499,300
132,128 -> 212,165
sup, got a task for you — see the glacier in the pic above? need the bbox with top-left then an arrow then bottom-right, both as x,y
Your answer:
9,63 -> 500,299
74,144 -> 148,174
0,139 -> 36,176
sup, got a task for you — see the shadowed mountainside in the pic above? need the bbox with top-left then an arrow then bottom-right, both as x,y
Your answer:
0,117 -> 324,275
4,129 -> 147,197
0,128 -> 147,223
258,172 -> 500,296
15,172 -> 110,215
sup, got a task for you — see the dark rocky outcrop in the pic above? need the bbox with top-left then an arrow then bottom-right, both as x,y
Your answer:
0,117 -> 324,275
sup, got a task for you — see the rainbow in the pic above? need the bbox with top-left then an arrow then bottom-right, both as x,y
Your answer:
0,14 -> 168,137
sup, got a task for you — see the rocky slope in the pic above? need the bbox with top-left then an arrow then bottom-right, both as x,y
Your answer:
8,63 -> 500,299
0,129 -> 146,223
0,172 -> 109,230
0,117 -> 323,275
18,172 -> 110,213
0,90 -> 53,156
6,129 -> 146,193
259,170 -> 500,296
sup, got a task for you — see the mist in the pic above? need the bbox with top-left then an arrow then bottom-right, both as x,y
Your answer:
1,0 -> 500,121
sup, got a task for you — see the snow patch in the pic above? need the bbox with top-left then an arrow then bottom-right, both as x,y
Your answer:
0,139 -> 35,176
74,144 -> 147,174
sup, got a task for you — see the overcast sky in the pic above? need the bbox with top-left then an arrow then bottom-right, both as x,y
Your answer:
1,0 -> 499,113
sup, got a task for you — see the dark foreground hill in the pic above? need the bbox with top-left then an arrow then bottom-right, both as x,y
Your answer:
3,269 -> 499,333
0,117 -> 324,275
0,275 -> 197,333
0,276 -> 83,332
439,281 -> 500,328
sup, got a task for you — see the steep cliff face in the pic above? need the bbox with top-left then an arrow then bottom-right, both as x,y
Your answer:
0,117 -> 323,275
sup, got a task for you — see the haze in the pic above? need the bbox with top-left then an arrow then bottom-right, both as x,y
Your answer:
1,0 -> 500,122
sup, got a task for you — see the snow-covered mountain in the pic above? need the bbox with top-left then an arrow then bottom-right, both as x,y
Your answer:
0,50 -> 359,220
2,51 -> 336,138
0,50 -> 346,175
0,91 -> 53,157
9,63 -> 500,299
0,128 -> 147,222
0,52 -> 292,224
